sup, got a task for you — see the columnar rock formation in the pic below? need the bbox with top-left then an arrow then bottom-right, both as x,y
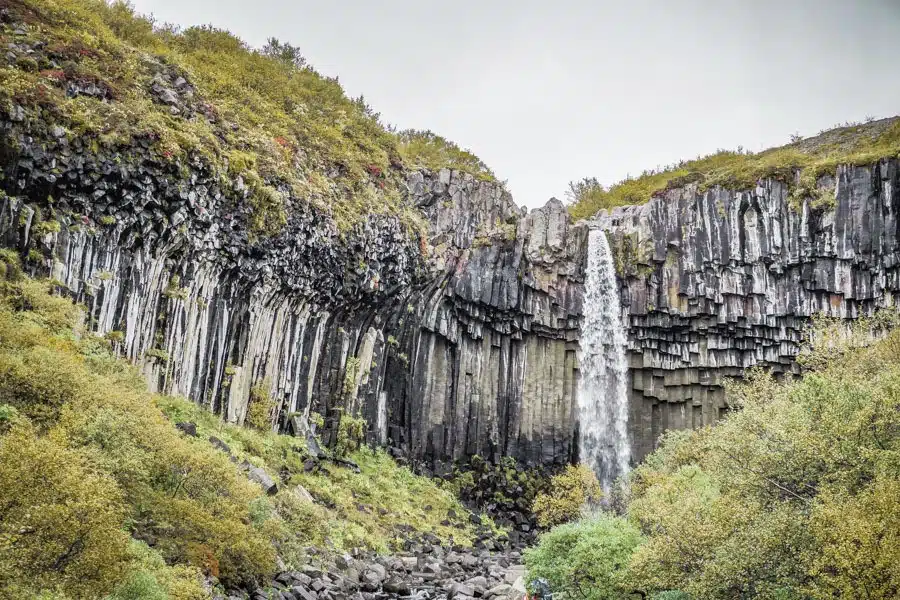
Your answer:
0,109 -> 588,466
595,160 -> 900,460
3,97 -> 899,468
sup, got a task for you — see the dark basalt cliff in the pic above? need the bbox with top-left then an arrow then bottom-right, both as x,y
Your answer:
597,160 -> 900,460
3,100 -> 900,468
0,107 -> 588,467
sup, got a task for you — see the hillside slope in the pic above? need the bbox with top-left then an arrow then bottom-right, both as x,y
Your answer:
0,254 -> 482,599
0,0 -> 494,237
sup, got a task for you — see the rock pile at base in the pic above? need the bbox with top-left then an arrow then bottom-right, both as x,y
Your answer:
217,541 -> 528,600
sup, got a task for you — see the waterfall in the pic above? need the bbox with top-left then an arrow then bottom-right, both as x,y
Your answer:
578,228 -> 631,492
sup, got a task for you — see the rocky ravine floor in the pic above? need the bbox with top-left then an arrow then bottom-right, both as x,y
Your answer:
218,541 -> 528,600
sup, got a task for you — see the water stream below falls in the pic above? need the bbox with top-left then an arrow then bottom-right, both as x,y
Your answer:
578,228 -> 632,492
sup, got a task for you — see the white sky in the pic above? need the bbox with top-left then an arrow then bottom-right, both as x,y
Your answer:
131,0 -> 900,209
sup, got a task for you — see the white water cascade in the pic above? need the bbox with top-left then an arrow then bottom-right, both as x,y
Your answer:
578,228 -> 632,492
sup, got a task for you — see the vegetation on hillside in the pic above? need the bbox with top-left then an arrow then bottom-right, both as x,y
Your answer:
0,0 -> 494,237
0,253 -> 477,599
567,117 -> 900,220
526,313 -> 900,599
531,464 -> 601,528
396,129 -> 496,181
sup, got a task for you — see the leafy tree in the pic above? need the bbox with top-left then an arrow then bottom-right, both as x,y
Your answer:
532,464 -> 601,527
261,37 -> 308,70
524,513 -> 643,600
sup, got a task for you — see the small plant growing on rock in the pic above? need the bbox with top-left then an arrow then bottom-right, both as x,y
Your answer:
533,464 -> 602,527
335,411 -> 367,458
145,348 -> 169,363
162,275 -> 189,301
246,382 -> 276,431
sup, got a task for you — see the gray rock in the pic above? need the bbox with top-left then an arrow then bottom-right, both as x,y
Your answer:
246,465 -> 278,495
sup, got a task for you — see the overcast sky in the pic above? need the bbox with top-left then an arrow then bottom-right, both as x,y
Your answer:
132,0 -> 900,209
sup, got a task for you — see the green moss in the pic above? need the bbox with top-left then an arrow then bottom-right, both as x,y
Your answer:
0,0 -> 495,239
98,215 -> 117,226
33,219 -> 61,236
162,274 -> 188,301
145,348 -> 168,362
609,231 -> 654,279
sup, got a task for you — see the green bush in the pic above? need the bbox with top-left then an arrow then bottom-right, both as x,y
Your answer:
0,421 -> 130,599
532,464 -> 601,527
624,317 -> 900,599
246,383 -> 276,430
524,513 -> 644,600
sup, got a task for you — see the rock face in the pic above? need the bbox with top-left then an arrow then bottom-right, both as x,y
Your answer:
0,104 -> 587,467
4,96 -> 900,468
595,161 -> 900,460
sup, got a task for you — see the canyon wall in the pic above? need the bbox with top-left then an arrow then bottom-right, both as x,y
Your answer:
4,100 -> 900,468
0,109 -> 587,467
596,161 -> 900,460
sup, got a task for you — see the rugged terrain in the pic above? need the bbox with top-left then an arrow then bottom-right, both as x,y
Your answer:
2,0 -> 900,488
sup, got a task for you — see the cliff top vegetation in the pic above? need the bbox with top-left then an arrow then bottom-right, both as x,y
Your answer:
0,0 -> 495,237
567,116 -> 900,221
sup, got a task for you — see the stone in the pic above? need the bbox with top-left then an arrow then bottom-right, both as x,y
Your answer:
246,465 -> 278,495
448,583 -> 476,599
292,586 -> 317,600
382,577 -> 410,595
175,421 -> 198,437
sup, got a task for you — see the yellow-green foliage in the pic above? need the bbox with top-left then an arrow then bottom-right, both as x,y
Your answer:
624,316 -> 900,599
567,118 -> 900,220
0,272 -> 482,596
0,0 -> 493,235
524,513 -> 644,600
245,382 -> 275,431
289,448 -> 477,553
397,129 -> 495,181
0,421 -> 129,598
157,396 -> 478,555
532,464 -> 601,527
0,276 -> 275,594
334,411 -> 366,458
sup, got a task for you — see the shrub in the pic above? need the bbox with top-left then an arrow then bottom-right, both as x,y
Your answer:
623,319 -> 900,599
334,411 -> 366,458
246,383 -> 276,430
524,513 -> 644,600
0,421 -> 130,599
532,464 -> 601,527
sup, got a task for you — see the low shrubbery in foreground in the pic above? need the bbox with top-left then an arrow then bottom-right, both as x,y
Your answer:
0,260 -> 476,599
526,316 -> 900,599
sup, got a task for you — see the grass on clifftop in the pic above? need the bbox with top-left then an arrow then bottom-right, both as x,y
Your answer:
0,251 -> 476,599
568,117 -> 900,221
0,0 -> 494,237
